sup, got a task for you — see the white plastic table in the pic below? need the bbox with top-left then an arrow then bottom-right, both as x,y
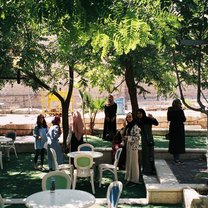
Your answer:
25,189 -> 96,208
67,151 -> 103,159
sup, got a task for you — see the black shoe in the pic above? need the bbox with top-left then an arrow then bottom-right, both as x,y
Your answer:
174,160 -> 184,165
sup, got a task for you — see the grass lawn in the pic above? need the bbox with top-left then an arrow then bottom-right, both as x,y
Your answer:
85,135 -> 207,149
1,153 -> 147,208
2,134 -> 204,208
0,152 -> 183,208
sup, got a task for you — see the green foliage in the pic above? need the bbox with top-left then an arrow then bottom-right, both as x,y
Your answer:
79,90 -> 105,133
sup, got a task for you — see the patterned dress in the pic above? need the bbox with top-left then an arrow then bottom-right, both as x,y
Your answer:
125,124 -> 141,183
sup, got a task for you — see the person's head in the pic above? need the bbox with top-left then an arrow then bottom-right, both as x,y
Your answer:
136,108 -> 147,119
126,112 -> 134,123
37,114 -> 47,127
52,115 -> 61,125
107,94 -> 114,104
172,99 -> 182,109
37,114 -> 45,122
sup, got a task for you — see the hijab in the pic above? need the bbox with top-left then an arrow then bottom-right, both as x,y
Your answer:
72,111 -> 84,141
125,112 -> 136,135
136,108 -> 154,126
106,94 -> 115,106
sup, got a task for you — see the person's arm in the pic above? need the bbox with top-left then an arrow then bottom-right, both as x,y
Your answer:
167,107 -> 172,121
147,114 -> 159,126
33,126 -> 40,140
180,109 -> 186,122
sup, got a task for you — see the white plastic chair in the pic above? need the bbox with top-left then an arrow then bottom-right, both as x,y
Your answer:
2,131 -> 18,159
99,148 -> 123,187
0,151 -> 3,169
107,181 -> 123,208
73,153 -> 95,194
50,148 -> 73,181
42,170 -> 71,191
78,143 -> 94,151
0,194 -> 4,207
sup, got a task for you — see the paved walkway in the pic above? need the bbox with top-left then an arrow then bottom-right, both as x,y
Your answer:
167,158 -> 207,184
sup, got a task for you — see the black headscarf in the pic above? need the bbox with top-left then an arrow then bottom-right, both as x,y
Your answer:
136,108 -> 153,127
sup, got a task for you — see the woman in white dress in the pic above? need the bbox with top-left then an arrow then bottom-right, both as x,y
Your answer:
123,112 -> 141,185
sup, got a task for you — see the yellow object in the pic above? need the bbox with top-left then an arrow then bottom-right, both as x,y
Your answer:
41,91 -> 74,115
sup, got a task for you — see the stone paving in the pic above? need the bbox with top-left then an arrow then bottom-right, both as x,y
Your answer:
167,158 -> 208,184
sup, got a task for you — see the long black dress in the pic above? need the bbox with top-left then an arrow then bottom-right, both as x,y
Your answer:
167,106 -> 186,154
137,117 -> 159,175
102,102 -> 117,141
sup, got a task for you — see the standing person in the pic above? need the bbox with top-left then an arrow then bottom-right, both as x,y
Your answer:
136,108 -> 159,175
47,115 -> 63,171
123,112 -> 141,185
167,99 -> 186,164
33,114 -> 48,170
70,111 -> 84,152
102,94 -> 117,142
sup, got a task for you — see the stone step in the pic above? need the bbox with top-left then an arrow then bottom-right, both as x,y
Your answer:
155,159 -> 178,184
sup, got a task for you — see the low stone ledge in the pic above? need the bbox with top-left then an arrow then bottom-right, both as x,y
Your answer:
146,184 -> 190,191
146,183 -> 207,204
154,148 -> 206,160
143,175 -> 159,184
91,198 -> 148,207
152,128 -> 207,137
146,184 -> 188,204
155,159 -> 178,184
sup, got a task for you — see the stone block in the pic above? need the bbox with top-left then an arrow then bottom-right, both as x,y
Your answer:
148,190 -> 183,204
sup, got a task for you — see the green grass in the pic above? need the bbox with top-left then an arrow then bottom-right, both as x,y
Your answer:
0,153 -> 146,207
84,135 -> 207,149
3,135 -> 203,208
0,152 -> 183,208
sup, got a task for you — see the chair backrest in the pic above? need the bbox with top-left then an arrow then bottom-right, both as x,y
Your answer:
42,170 -> 71,191
78,143 -> 94,151
50,148 -> 59,170
74,153 -> 93,176
0,194 -> 4,207
107,181 -> 123,208
113,148 -> 123,166
5,131 -> 16,141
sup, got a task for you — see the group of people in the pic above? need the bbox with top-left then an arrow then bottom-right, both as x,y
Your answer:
103,95 -> 186,186
34,94 -> 186,186
33,111 -> 84,171
33,114 -> 63,170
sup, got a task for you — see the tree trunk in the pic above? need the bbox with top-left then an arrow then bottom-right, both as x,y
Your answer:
61,65 -> 74,152
61,101 -> 70,151
124,57 -> 138,117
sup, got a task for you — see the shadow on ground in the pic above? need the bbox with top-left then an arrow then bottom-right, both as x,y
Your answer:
1,153 -> 184,208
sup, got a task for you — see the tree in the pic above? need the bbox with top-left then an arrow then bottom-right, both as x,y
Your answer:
0,1 -> 87,150
88,0 -> 181,115
0,0 -> 115,150
170,0 -> 208,115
